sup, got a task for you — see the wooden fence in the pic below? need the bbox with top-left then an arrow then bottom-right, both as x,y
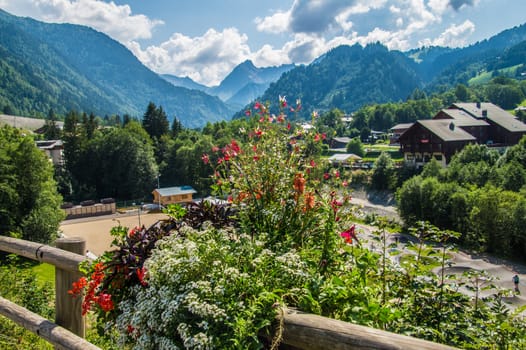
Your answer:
0,236 -> 458,350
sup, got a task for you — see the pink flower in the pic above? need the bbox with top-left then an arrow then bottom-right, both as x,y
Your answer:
245,109 -> 251,116
279,95 -> 287,108
254,101 -> 262,110
340,224 -> 358,244
230,140 -> 241,153
201,153 -> 210,164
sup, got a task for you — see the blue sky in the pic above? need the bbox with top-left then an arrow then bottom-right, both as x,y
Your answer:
0,0 -> 524,86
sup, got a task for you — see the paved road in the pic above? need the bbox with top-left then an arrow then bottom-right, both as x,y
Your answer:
355,222 -> 526,310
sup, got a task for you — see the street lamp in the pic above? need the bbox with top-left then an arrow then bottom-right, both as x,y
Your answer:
157,174 -> 161,209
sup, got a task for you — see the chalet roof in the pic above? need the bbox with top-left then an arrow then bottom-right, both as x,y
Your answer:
417,120 -> 476,142
390,123 -> 413,131
452,103 -> 526,133
436,109 -> 489,127
153,186 -> 197,197
36,140 -> 63,150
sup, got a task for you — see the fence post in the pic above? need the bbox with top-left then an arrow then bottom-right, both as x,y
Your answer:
55,237 -> 86,338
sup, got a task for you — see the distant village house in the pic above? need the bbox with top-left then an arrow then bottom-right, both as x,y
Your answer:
36,140 -> 64,165
398,102 -> 526,167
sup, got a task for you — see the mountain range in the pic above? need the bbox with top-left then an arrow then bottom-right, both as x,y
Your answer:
161,60 -> 295,109
0,8 -> 525,128
0,9 -> 233,128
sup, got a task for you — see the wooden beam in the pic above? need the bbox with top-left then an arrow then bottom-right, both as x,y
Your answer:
55,238 -> 86,338
0,296 -> 100,350
280,309 -> 459,350
0,236 -> 84,272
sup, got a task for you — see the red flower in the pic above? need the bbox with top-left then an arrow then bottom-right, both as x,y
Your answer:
314,134 -> 320,142
293,173 -> 306,195
340,224 -> 358,244
254,101 -> 262,110
245,109 -> 251,116
304,192 -> 315,211
211,146 -> 220,152
97,293 -> 114,312
68,277 -> 87,296
136,267 -> 148,287
323,173 -> 330,180
201,153 -> 210,164
310,159 -> 316,168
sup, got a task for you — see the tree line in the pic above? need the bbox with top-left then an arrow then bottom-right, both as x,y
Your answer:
397,140 -> 526,260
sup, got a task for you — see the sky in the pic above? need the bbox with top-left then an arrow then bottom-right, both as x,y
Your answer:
0,0 -> 524,87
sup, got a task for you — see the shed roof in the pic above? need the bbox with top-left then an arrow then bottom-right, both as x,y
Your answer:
153,186 -> 197,197
328,153 -> 362,161
390,123 -> 413,131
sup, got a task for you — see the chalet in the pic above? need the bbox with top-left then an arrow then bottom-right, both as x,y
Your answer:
389,123 -> 413,144
330,137 -> 352,149
36,140 -> 64,165
399,102 -> 526,167
152,186 -> 197,206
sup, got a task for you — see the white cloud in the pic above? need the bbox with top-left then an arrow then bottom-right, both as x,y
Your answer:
426,20 -> 475,47
2,0 -> 163,44
252,44 -> 292,67
131,28 -> 252,86
428,0 -> 450,14
255,10 -> 291,34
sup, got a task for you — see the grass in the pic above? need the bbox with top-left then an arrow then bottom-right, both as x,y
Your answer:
31,263 -> 55,287
468,65 -> 522,86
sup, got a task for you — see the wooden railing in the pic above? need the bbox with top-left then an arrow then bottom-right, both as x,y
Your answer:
0,236 -> 100,350
0,236 -> 458,350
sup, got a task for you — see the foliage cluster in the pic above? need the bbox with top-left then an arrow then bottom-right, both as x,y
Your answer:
0,125 -> 64,243
0,256 -> 54,349
397,140 -> 526,260
74,101 -> 525,349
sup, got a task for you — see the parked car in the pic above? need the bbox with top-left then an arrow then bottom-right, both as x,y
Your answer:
141,203 -> 164,212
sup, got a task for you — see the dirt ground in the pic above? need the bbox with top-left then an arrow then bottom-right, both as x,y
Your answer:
59,211 -> 169,256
